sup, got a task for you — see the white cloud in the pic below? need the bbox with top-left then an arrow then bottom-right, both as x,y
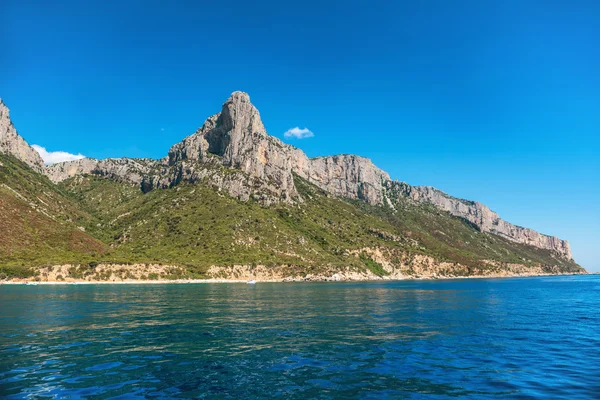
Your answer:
284,127 -> 314,139
32,145 -> 86,165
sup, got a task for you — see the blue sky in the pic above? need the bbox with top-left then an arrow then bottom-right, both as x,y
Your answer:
1,1 -> 598,270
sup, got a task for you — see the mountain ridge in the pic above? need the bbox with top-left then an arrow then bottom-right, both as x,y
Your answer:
40,91 -> 573,260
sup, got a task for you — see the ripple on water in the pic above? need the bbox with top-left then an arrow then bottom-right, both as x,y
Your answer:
84,362 -> 123,371
0,276 -> 599,399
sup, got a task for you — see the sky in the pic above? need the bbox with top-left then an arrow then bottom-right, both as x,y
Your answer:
1,0 -> 598,271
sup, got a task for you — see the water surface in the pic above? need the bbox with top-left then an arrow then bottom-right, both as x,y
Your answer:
1,276 -> 599,398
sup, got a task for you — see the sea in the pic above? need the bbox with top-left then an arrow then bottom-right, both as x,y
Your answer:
1,275 -> 598,399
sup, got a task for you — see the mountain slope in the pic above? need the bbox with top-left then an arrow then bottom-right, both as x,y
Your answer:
0,153 -> 106,276
56,172 -> 582,278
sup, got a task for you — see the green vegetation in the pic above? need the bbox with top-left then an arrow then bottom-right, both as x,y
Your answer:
359,253 -> 388,276
0,154 -> 106,268
0,265 -> 35,279
0,152 -> 584,277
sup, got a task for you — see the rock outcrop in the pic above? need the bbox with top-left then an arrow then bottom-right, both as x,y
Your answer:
294,154 -> 391,205
0,99 -> 44,172
33,91 -> 573,260
46,157 -> 160,185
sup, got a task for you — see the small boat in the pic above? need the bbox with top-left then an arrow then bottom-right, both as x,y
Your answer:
247,280 -> 256,285
26,282 -> 38,286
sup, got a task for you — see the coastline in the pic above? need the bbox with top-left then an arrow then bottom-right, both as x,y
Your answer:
0,271 -> 588,285
1,257 -> 588,285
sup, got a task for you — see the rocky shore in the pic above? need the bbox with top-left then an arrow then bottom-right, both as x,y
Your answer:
0,262 -> 587,284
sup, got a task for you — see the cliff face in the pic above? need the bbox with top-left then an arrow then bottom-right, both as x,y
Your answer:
293,155 -> 391,205
0,99 -> 44,172
46,157 -> 159,185
167,92 -> 300,201
34,92 -> 573,260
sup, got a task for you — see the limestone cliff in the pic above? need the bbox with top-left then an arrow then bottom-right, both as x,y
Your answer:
46,157 -> 159,185
0,99 -> 44,172
294,154 -> 390,205
166,91 -> 390,205
167,91 -> 300,201
36,91 -> 573,260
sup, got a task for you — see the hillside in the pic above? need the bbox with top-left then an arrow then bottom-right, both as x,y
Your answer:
0,93 -> 586,281
57,171 -> 582,276
0,153 -> 105,276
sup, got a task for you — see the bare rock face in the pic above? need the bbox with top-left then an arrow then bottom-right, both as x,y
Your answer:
140,159 -> 287,205
37,91 -> 573,260
294,154 -> 390,205
167,92 -> 390,205
0,99 -> 44,172
46,157 -> 160,185
168,92 -> 299,200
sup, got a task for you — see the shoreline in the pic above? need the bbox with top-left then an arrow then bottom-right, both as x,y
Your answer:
0,271 -> 588,285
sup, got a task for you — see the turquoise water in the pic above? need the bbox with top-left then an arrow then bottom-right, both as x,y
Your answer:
0,276 -> 598,399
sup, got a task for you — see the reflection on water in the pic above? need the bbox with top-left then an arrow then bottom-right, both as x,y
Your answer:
1,276 -> 599,398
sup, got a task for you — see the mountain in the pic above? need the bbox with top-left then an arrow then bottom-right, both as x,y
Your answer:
46,92 -> 573,258
0,92 -> 585,281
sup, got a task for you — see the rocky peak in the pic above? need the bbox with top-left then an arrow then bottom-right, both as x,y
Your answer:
0,99 -> 44,172
166,91 -> 391,204
211,91 -> 270,161
167,91 -> 299,199
197,91 -> 263,158
168,92 -> 266,161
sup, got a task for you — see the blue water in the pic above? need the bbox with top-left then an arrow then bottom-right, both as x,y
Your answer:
0,276 -> 598,399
